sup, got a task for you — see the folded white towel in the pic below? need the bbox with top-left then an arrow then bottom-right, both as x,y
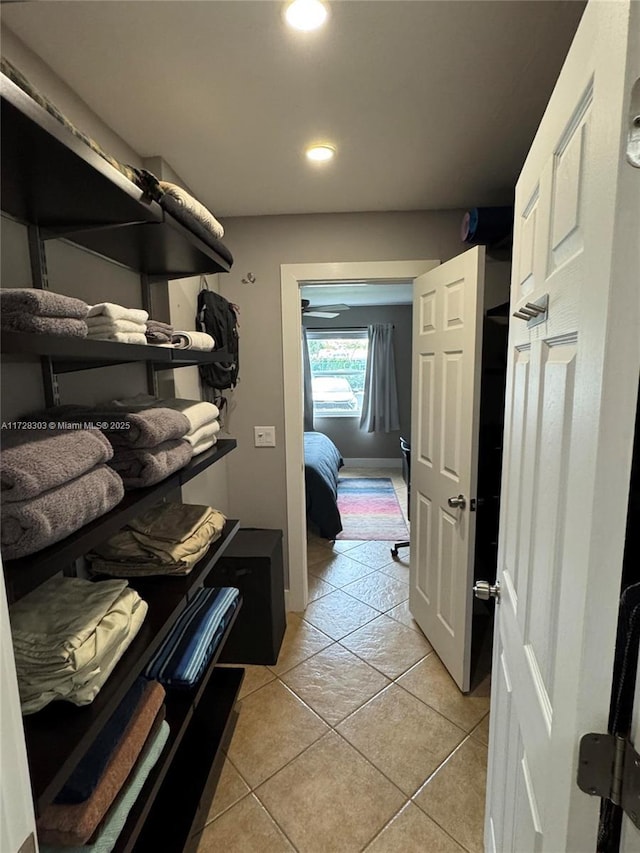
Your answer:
87,303 -> 148,324
86,318 -> 147,334
158,181 -> 224,238
191,435 -> 218,456
171,330 -> 215,351
184,419 -> 220,447
88,332 -> 148,345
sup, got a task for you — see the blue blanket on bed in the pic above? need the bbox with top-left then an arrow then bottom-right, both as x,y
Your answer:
304,431 -> 343,539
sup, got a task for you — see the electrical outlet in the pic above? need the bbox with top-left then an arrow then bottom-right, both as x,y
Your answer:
254,426 -> 276,447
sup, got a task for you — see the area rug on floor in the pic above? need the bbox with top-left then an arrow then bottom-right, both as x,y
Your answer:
336,477 -> 409,540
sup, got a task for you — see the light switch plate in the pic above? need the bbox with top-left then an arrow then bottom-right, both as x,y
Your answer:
254,426 -> 276,447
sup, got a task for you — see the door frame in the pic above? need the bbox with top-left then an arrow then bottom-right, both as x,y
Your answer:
281,259 -> 439,612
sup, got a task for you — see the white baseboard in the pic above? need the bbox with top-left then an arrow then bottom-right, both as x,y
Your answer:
343,458 -> 402,469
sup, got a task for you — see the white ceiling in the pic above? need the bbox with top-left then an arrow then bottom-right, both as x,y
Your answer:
2,1 -> 584,218
301,281 -> 413,308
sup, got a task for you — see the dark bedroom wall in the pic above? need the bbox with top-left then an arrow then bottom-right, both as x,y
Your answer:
303,303 -> 412,461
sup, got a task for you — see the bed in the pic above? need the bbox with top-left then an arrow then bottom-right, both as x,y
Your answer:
304,431 -> 343,540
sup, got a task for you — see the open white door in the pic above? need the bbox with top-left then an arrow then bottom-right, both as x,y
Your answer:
485,2 -> 640,851
409,246 -> 485,692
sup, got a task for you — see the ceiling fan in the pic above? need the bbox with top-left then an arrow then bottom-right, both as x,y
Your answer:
301,299 -> 350,319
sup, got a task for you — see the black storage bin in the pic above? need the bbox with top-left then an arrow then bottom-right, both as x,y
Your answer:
205,528 -> 286,665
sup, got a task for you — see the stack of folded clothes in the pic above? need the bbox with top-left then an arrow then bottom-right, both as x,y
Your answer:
0,428 -> 124,560
170,330 -> 215,351
108,395 -> 221,457
37,677 -> 168,851
10,575 -> 148,714
87,502 -> 226,578
145,319 -> 173,345
144,586 -> 240,689
0,288 -> 89,337
87,303 -> 148,345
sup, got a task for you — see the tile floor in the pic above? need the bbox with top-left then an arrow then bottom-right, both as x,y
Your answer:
193,468 -> 490,852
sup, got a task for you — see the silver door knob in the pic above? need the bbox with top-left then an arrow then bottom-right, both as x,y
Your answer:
473,580 -> 501,602
448,495 -> 466,509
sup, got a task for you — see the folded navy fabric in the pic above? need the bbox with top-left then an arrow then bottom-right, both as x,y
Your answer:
144,587 -> 239,688
55,678 -> 148,805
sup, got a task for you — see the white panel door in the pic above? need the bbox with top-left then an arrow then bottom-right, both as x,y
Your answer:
409,246 -> 485,691
485,2 -> 640,850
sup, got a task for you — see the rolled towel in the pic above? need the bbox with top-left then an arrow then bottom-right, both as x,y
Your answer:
87,303 -> 148,324
158,181 -> 224,238
171,330 -> 215,351
1,428 -> 113,502
183,419 -> 220,448
109,440 -> 192,489
1,466 -> 124,560
86,318 -> 147,334
1,314 -> 88,337
37,682 -> 165,847
0,288 -> 89,319
145,330 -> 172,344
87,332 -> 148,345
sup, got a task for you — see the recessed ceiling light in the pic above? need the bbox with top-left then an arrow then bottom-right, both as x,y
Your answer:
285,0 -> 328,32
306,144 -> 335,162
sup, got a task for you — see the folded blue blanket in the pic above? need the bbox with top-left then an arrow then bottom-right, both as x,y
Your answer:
144,587 -> 239,688
55,678 -> 148,804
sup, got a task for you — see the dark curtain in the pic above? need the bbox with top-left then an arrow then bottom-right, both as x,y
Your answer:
359,323 -> 400,433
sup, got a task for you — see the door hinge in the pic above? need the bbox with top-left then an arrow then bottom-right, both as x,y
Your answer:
577,733 -> 640,828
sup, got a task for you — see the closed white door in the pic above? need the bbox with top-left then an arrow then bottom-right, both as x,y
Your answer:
409,246 -> 485,692
485,2 -> 640,850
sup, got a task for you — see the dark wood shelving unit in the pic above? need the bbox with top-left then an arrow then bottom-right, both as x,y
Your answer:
1,64 -> 244,853
0,330 -> 232,373
23,522 -> 241,813
4,440 -> 237,604
1,74 -> 230,278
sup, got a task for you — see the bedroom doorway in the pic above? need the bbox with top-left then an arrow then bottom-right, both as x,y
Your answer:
280,260 -> 438,613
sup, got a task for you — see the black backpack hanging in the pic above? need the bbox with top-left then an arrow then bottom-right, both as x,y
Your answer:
196,279 -> 239,393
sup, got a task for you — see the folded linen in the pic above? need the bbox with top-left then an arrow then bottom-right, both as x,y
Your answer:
39,719 -> 170,853
183,419 -> 220,448
146,319 -> 173,335
103,408 -> 189,449
0,288 -> 89,319
144,587 -> 240,688
158,181 -> 224,239
191,437 -> 217,457
88,531 -> 213,579
86,318 -> 147,334
1,313 -> 88,337
109,440 -> 192,489
107,396 -> 220,433
145,330 -> 172,344
55,678 -> 148,804
37,681 -> 165,846
11,576 -> 147,713
87,304 -> 148,324
171,330 -> 215,351
1,465 -> 124,560
1,428 -> 113,503
86,332 -> 147,345
127,502 -> 222,544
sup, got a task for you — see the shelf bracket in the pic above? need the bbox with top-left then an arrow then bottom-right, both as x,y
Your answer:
28,225 -> 60,406
40,220 -> 153,240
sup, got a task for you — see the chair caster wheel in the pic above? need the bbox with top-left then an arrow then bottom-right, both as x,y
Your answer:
391,548 -> 398,559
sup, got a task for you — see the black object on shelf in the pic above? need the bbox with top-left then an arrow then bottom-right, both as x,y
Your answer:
22,522 -> 241,813
3,440 -> 237,604
1,73 -> 230,278
205,528 -> 286,666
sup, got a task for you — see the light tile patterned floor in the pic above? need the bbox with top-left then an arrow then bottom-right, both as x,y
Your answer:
194,469 -> 489,852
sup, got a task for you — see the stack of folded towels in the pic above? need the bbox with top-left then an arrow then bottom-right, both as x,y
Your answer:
0,288 -> 89,337
86,303 -> 148,345
87,502 -> 226,578
0,428 -> 124,560
38,677 -> 169,852
10,575 -> 148,714
144,586 -> 240,689
145,319 -> 173,345
108,395 -> 221,457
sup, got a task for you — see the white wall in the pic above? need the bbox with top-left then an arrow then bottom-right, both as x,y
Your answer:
218,210 -> 467,576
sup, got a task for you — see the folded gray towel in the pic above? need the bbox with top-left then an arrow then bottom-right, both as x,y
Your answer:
146,320 -> 173,335
1,465 -> 124,560
0,288 -> 89,319
1,314 -> 88,337
145,330 -> 172,344
109,441 -> 192,489
1,429 -> 113,503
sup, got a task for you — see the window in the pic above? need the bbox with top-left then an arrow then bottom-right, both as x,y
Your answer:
307,329 -> 368,417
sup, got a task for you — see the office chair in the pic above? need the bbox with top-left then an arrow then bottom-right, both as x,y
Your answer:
391,437 -> 410,559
